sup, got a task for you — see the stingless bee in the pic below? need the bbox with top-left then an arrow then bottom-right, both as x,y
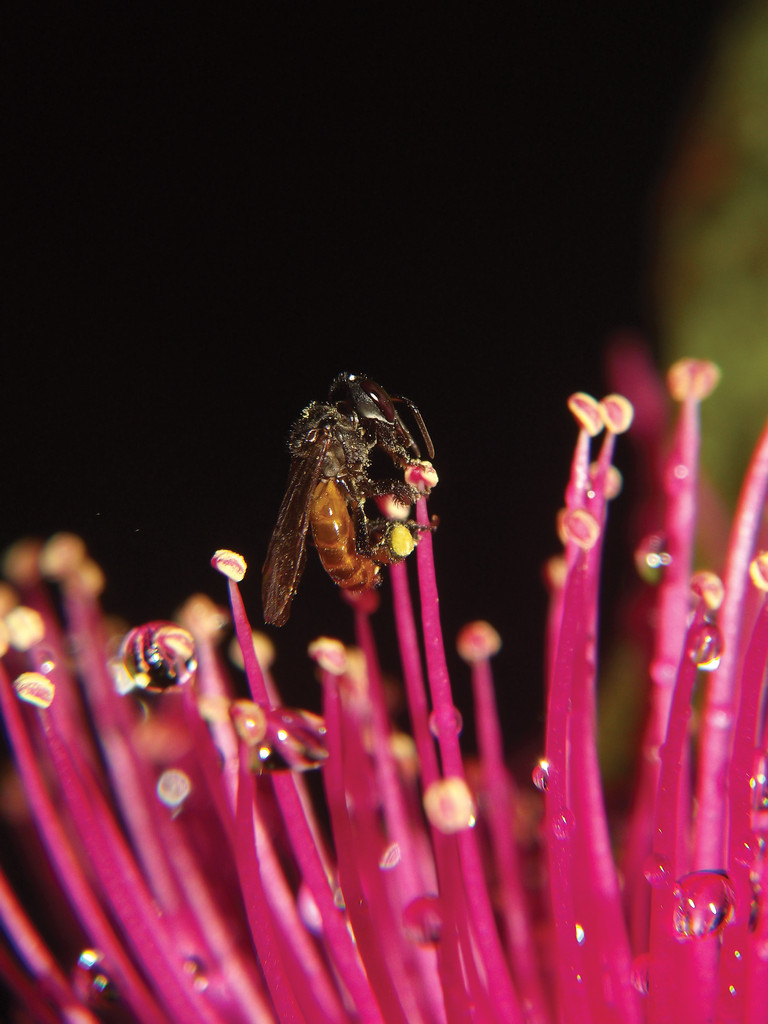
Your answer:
262,373 -> 435,626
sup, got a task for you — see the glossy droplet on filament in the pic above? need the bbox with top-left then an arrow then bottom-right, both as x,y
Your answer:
532,759 -> 550,791
156,768 -> 192,810
403,895 -> 443,945
750,753 -> 768,830
379,842 -> 401,870
687,620 -> 723,671
428,705 -> 463,739
182,956 -> 209,993
249,707 -> 329,772
118,622 -> 197,692
630,953 -> 650,995
72,949 -> 117,1007
643,852 -> 673,888
634,533 -> 672,584
13,672 -> 55,709
551,806 -> 575,841
672,871 -> 735,940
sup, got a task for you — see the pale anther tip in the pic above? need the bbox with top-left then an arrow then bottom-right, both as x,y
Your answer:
211,549 -> 247,582
456,621 -> 502,663
749,552 -> 768,592
667,359 -> 721,402
423,777 -> 477,834
5,606 -> 45,651
600,394 -> 634,434
543,554 -> 567,591
405,460 -> 438,493
307,636 -> 348,675
567,392 -> 604,436
40,533 -> 88,580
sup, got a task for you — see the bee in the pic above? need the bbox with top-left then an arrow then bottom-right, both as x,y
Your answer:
262,373 -> 434,626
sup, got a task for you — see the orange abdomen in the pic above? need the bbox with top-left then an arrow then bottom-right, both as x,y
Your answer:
310,480 -> 379,590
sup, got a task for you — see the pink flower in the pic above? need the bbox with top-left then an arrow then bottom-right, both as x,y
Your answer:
1,355 -> 767,1023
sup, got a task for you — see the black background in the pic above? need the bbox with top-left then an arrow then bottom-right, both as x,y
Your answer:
4,4 -> 729,748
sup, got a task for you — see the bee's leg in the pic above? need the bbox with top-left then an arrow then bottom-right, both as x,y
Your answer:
333,476 -> 374,557
352,503 -> 374,556
358,477 -> 419,509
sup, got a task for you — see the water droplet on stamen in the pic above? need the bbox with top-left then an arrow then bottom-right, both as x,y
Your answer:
575,922 -> 585,945
750,758 -> 768,831
687,621 -> 723,671
634,533 -> 672,584
333,886 -> 346,911
72,949 -> 118,1007
297,883 -> 323,934
630,953 -> 650,995
428,706 -> 463,739
532,759 -> 550,791
13,672 -> 55,708
182,956 -> 209,993
157,768 -> 192,810
118,622 -> 197,693
32,647 -> 57,675
643,853 -> 672,888
403,895 -> 443,945
248,707 -> 328,773
672,871 -> 735,940
551,806 -> 574,840
379,842 -> 401,870
751,768 -> 768,809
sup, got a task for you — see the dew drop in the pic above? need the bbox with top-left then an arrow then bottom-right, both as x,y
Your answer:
379,842 -> 401,870
230,700 -> 267,746
532,759 -> 550,791
551,806 -> 575,841
333,886 -> 346,911
751,765 -> 768,810
297,883 -> 323,934
428,706 -> 463,739
118,622 -> 197,692
72,949 -> 118,1007
634,533 -> 672,584
249,707 -> 328,773
687,621 -> 723,671
403,894 -> 443,945
13,671 -> 54,708
36,648 -> 56,674
182,956 -> 209,993
643,853 -> 673,888
630,953 -> 650,995
672,871 -> 735,940
575,922 -> 585,945
157,768 -> 192,810
750,755 -> 768,831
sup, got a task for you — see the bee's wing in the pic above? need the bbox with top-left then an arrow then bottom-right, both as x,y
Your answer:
262,432 -> 329,626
